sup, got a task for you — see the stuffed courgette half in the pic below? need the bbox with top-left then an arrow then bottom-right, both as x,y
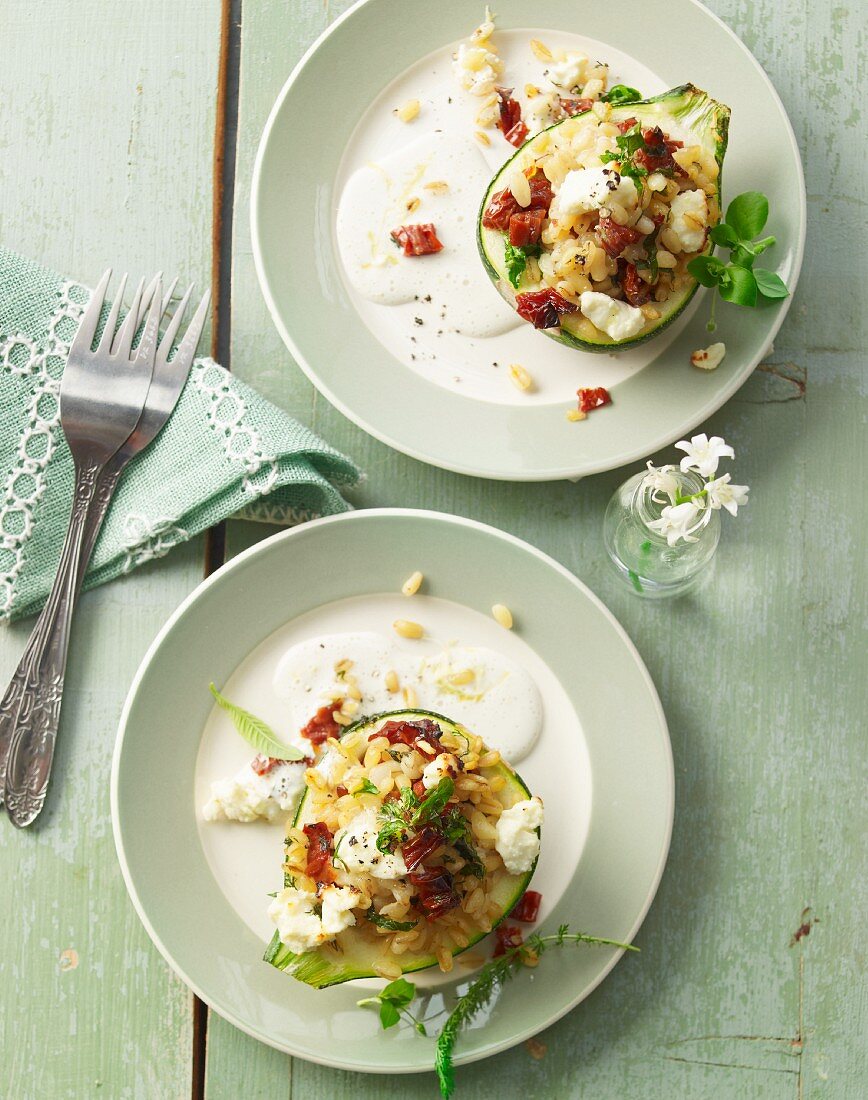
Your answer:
264,710 -> 542,989
478,84 -> 731,351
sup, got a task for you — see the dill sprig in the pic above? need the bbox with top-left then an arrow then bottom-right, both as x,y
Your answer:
434,924 -> 638,1098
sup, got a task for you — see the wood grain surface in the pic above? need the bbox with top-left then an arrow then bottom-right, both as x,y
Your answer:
0,0 -> 864,1097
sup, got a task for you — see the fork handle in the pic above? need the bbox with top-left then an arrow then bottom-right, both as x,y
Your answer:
0,457 -> 112,827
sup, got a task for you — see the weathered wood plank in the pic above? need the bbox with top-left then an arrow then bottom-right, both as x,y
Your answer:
0,1 -> 221,1095
213,0 -> 866,1097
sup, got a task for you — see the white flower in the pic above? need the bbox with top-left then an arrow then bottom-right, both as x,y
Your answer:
705,473 -> 750,516
642,461 -> 680,505
647,501 -> 707,546
674,433 -> 735,478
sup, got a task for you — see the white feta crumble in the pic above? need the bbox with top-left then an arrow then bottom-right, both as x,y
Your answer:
314,746 -> 344,785
202,758 -> 307,823
579,291 -> 645,342
320,885 -> 361,936
334,807 -> 408,880
495,796 -> 544,875
422,753 -> 460,790
691,342 -> 726,370
267,887 -> 327,953
545,51 -> 588,93
668,189 -> 708,252
453,42 -> 503,97
551,168 -> 638,221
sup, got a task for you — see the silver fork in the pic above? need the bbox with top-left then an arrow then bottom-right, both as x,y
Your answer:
0,272 -> 208,828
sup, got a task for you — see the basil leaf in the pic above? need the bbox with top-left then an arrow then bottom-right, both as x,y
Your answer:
414,777 -> 454,824
725,191 -> 768,241
379,1002 -> 401,1029
687,255 -> 727,288
353,778 -> 379,796
365,905 -> 418,932
718,264 -> 758,306
208,683 -> 304,760
709,223 -> 740,248
602,84 -> 642,105
753,268 -> 789,299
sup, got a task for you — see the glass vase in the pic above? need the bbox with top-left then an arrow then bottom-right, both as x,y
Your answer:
603,469 -> 720,599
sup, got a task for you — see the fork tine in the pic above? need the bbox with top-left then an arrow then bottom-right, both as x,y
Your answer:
115,273 -> 158,360
114,273 -> 159,355
96,273 -> 128,354
132,276 -> 164,364
72,269 -> 112,353
157,283 -> 194,359
173,288 -> 210,369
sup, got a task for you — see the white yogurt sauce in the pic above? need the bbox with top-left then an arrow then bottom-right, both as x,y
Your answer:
333,28 -> 694,405
273,630 -> 543,763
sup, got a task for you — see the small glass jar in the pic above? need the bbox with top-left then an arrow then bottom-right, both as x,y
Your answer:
603,469 -> 720,598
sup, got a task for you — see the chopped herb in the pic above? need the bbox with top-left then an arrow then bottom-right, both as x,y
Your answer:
503,241 -> 539,289
365,904 -> 418,932
376,785 -> 419,853
414,778 -> 454,824
353,778 -> 380,797
601,84 -> 642,105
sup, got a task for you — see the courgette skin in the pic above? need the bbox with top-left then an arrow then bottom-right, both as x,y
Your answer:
477,84 -> 731,352
264,709 -> 539,989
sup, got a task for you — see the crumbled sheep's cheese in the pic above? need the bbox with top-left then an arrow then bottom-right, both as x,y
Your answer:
267,887 -> 328,953
334,808 -> 408,879
544,51 -> 589,94
320,885 -> 361,936
314,746 -> 343,785
495,796 -> 544,875
453,7 -> 503,97
579,291 -> 646,342
551,168 -> 638,221
421,753 -> 460,790
668,189 -> 708,252
202,759 -> 306,823
691,342 -> 726,370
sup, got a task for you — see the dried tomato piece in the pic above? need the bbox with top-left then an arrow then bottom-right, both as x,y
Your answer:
373,719 -> 446,755
303,822 -> 335,882
335,785 -> 348,797
493,923 -> 524,957
556,96 -> 594,118
508,209 -> 544,248
390,223 -> 444,257
597,214 -> 644,258
633,126 -> 683,174
300,703 -> 342,746
408,865 -> 460,921
620,261 -> 650,306
515,288 -> 578,330
403,826 -> 445,872
411,779 -> 427,800
527,173 -> 554,212
496,86 -> 522,134
616,116 -> 638,134
504,119 -> 529,147
482,187 -> 520,231
510,890 -> 542,923
577,387 -> 612,414
250,754 -> 279,776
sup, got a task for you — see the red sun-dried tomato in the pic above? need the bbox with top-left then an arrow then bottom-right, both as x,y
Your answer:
250,754 -> 279,776
508,208 -> 545,248
556,96 -> 594,118
510,890 -> 543,923
633,126 -> 683,174
402,826 -> 445,872
409,866 -> 460,921
482,173 -> 554,231
496,86 -> 522,133
493,923 -> 524,957
616,116 -> 638,134
303,822 -> 335,882
577,387 -> 612,414
411,779 -> 427,800
597,214 -> 644,258
527,173 -> 554,211
390,223 -> 444,256
515,288 -> 578,330
373,718 -> 446,755
335,785 -> 348,797
620,261 -> 650,306
504,119 -> 529,147
300,703 -> 343,746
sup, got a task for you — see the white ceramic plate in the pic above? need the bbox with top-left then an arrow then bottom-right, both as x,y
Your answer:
251,0 -> 805,480
112,509 -> 673,1072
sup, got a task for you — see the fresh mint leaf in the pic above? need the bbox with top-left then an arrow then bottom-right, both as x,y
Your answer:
365,905 -> 418,932
208,683 -> 304,761
718,264 -> 757,306
353,778 -> 380,796
753,268 -> 790,299
414,778 -> 454,824
687,255 -> 727,288
602,84 -> 642,105
455,837 -> 485,879
725,191 -> 768,241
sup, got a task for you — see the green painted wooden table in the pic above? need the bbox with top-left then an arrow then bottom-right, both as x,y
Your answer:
1,1 -> 865,1097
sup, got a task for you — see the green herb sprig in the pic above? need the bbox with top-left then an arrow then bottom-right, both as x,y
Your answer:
364,904 -> 418,932
601,84 -> 642,105
687,191 -> 789,329
208,683 -> 304,761
357,977 -> 428,1034
353,778 -> 380,797
503,241 -> 539,289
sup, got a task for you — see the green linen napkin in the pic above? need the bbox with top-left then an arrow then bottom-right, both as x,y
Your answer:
0,247 -> 361,621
